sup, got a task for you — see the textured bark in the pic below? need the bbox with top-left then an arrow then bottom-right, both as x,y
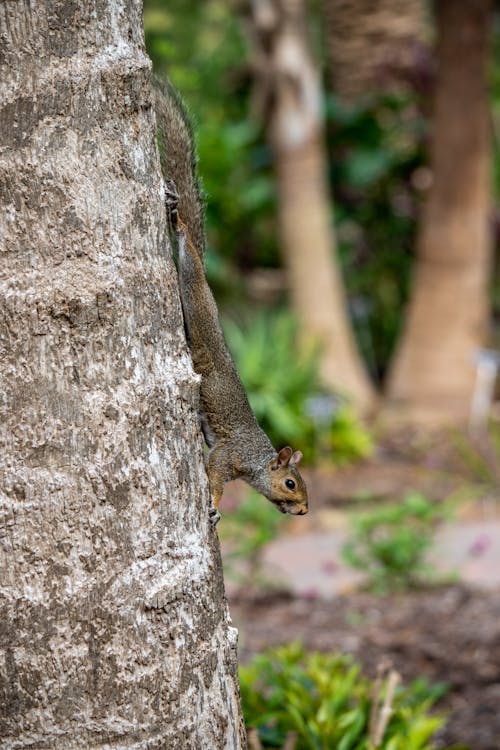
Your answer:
324,0 -> 427,100
385,0 -> 493,425
247,0 -> 375,413
0,2 -> 245,748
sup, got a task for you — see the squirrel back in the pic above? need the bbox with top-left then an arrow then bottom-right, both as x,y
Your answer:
153,76 -> 308,518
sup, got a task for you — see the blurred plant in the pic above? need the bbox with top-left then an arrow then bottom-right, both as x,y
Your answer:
220,491 -> 286,588
144,1 -> 423,376
223,310 -> 373,464
449,425 -> 500,486
490,418 -> 500,460
329,404 -> 374,466
223,311 -> 319,455
240,642 -> 456,750
342,492 -> 448,593
326,91 -> 426,380
144,1 -> 500,379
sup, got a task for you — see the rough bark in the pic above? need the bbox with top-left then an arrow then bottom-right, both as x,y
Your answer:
247,0 -> 376,413
324,0 -> 428,100
0,2 -> 245,748
385,0 -> 493,425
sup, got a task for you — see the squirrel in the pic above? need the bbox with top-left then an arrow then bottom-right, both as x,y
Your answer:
153,77 -> 308,522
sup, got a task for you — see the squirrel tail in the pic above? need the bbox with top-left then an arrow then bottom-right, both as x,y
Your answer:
153,75 -> 206,260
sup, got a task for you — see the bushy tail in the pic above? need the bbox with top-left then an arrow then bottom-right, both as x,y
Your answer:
153,76 -> 206,260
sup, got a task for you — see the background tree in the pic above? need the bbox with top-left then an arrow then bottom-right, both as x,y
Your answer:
386,0 -> 493,425
324,0 -> 428,101
321,1 -> 429,384
245,0 -> 376,413
0,1 -> 245,747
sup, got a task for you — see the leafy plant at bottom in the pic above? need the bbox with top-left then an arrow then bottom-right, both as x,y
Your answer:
342,493 -> 448,593
240,643 -> 460,750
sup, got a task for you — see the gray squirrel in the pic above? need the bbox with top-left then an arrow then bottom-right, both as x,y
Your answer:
153,77 -> 308,522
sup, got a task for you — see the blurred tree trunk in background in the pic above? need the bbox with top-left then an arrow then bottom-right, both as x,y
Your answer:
246,0 -> 375,414
385,0 -> 493,425
0,2 -> 245,747
324,0 -> 427,100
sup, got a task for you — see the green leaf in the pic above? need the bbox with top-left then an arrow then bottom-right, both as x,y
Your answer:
343,148 -> 394,188
239,645 -> 452,749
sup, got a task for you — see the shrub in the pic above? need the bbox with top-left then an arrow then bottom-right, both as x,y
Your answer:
342,493 -> 447,593
328,403 -> 374,467
224,310 -> 373,465
240,643 -> 456,749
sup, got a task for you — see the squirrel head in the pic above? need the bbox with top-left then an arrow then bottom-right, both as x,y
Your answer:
267,446 -> 308,515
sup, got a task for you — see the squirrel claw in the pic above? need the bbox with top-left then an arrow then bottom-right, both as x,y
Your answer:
209,506 -> 221,527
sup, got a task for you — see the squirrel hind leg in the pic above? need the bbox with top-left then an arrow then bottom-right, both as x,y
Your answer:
207,443 -> 232,512
208,477 -> 223,527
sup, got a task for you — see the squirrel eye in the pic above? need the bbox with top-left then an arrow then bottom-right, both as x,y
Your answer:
285,479 -> 296,490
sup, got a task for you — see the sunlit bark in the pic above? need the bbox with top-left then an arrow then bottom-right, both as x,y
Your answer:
247,0 -> 376,412
386,0 -> 493,425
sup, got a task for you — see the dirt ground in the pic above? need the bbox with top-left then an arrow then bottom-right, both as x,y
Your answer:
231,585 -> 500,749
226,432 -> 500,749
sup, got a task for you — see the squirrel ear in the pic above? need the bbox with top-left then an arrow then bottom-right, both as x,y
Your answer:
290,450 -> 303,466
271,446 -> 293,470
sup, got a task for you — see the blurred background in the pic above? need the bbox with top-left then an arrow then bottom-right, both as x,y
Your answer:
145,2 -> 499,748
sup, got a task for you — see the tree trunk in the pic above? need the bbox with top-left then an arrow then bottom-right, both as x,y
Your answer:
247,0 -> 376,414
324,0 -> 427,100
0,2 -> 245,748
385,0 -> 493,425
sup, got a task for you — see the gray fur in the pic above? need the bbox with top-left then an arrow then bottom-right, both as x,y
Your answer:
154,76 -> 308,514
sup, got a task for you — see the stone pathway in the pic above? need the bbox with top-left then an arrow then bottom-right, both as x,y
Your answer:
261,519 -> 500,598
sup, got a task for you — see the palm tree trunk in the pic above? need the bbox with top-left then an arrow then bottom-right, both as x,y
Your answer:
324,0 -> 427,99
275,138 -> 375,410
385,0 -> 493,425
247,0 -> 375,413
0,2 -> 245,747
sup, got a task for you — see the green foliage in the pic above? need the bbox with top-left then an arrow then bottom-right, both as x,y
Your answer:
144,2 -> 500,379
220,491 -> 286,588
223,310 -> 373,464
240,643 -> 457,750
449,427 -> 500,486
326,92 -> 425,379
329,404 -> 374,467
342,493 -> 447,593
223,311 -> 320,453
